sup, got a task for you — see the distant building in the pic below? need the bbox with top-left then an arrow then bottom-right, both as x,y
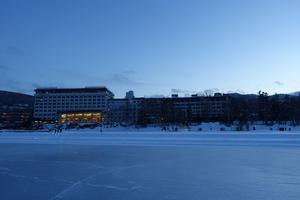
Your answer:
125,90 -> 135,99
168,94 -> 229,122
107,98 -> 128,123
107,92 -> 229,125
107,91 -> 143,124
33,87 -> 114,123
0,91 -> 33,129
0,104 -> 33,129
140,94 -> 229,124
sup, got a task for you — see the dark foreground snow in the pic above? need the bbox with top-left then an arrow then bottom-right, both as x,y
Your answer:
0,132 -> 300,200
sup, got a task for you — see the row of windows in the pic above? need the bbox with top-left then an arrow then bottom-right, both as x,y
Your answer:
108,101 -> 142,105
36,99 -> 106,103
35,113 -> 56,116
36,95 -> 106,99
35,103 -> 105,107
35,106 -> 101,112
175,102 -> 224,105
35,105 -> 105,109
108,106 -> 142,110
35,102 -> 106,106
175,105 -> 224,109
170,98 -> 227,102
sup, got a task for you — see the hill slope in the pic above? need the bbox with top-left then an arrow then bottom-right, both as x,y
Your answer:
0,91 -> 34,106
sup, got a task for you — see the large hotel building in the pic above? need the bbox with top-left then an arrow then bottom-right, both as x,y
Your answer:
34,87 -> 114,123
33,86 -> 229,124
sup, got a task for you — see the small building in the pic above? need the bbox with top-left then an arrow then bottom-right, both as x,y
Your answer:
0,104 -> 33,129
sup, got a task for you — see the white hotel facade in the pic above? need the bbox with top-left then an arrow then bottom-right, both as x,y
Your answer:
33,87 -> 114,123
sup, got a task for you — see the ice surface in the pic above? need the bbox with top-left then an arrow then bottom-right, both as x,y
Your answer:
0,132 -> 300,200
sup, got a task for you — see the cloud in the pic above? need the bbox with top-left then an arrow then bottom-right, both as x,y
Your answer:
0,66 -> 142,94
202,88 -> 220,95
121,69 -> 137,74
235,89 -> 246,94
0,76 -> 27,93
144,94 -> 166,98
31,82 -> 65,89
31,83 -> 44,89
171,88 -> 197,94
6,46 -> 24,56
274,81 -> 284,86
0,64 -> 11,71
0,72 -> 65,94
171,88 -> 222,96
226,89 -> 247,94
55,68 -> 144,87
107,71 -> 144,86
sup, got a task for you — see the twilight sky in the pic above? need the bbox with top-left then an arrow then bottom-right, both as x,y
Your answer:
0,0 -> 300,97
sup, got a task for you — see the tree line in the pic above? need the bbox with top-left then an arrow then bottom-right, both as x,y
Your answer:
227,91 -> 300,126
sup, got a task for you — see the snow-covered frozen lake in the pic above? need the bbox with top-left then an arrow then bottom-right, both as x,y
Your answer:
0,132 -> 300,200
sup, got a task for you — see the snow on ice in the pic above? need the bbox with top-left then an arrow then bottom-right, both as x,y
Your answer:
0,130 -> 300,199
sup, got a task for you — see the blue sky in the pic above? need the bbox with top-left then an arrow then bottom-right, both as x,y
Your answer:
0,0 -> 300,97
